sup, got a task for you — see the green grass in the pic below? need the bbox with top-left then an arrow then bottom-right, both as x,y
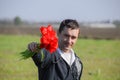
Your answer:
74,39 -> 120,80
0,34 -> 120,80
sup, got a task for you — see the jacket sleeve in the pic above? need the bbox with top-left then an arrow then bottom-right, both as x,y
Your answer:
32,49 -> 52,67
32,51 -> 42,67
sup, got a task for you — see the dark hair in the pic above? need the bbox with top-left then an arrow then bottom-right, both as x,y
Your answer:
58,19 -> 80,33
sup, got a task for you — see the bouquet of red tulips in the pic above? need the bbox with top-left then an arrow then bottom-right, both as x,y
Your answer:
20,25 -> 58,59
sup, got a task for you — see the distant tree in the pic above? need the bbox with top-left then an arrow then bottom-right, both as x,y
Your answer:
101,20 -> 110,23
14,16 -> 22,25
113,20 -> 120,28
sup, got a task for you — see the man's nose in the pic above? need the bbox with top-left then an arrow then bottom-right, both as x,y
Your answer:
67,37 -> 72,43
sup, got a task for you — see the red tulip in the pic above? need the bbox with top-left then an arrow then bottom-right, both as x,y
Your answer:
40,25 -> 58,54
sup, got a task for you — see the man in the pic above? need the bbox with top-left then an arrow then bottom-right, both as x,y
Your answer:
28,19 -> 83,80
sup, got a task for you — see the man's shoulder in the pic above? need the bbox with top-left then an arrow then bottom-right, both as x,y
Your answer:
74,53 -> 80,59
74,54 -> 83,64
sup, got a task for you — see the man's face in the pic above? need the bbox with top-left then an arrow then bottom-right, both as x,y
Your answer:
58,27 -> 79,52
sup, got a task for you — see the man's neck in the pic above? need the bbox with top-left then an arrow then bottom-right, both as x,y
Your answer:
59,48 -> 70,53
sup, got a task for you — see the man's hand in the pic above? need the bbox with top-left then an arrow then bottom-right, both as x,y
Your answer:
28,42 -> 38,52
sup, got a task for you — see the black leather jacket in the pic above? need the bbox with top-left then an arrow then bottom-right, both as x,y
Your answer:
32,49 -> 83,80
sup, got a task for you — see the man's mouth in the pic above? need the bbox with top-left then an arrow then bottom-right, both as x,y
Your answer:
64,44 -> 71,48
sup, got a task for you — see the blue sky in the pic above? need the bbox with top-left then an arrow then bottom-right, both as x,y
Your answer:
0,0 -> 120,22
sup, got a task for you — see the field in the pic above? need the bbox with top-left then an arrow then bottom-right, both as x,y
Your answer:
0,34 -> 120,80
0,25 -> 120,39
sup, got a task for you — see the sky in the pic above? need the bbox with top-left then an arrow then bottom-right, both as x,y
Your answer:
0,0 -> 120,22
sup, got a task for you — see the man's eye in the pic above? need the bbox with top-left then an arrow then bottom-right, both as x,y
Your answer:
71,36 -> 77,39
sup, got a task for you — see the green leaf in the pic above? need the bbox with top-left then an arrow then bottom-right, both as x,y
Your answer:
20,49 -> 35,60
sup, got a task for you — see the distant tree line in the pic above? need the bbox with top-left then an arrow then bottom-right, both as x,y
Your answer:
112,20 -> 120,28
0,16 -> 22,25
0,16 -> 120,28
